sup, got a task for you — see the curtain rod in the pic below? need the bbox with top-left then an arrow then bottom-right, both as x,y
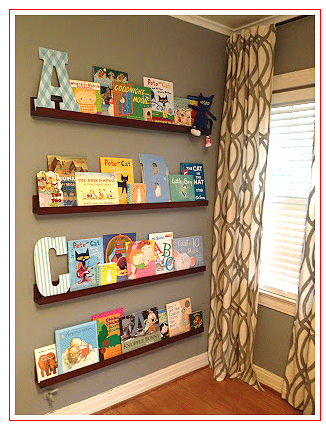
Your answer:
275,15 -> 312,27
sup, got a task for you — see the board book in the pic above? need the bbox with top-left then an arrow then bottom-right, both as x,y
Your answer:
189,311 -> 204,330
67,237 -> 104,291
125,240 -> 156,280
143,77 -> 174,123
70,80 -> 101,114
34,344 -> 58,383
95,262 -> 117,285
127,183 -> 146,204
93,66 -> 128,88
75,172 -> 119,206
174,97 -> 192,126
180,163 -> 206,201
92,308 -> 124,360
100,157 -> 134,204
172,236 -> 204,271
55,321 -> 99,375
148,232 -> 174,274
169,174 -> 195,202
166,297 -> 192,337
112,82 -> 152,121
37,171 -> 63,207
103,233 -> 136,281
158,308 -> 169,340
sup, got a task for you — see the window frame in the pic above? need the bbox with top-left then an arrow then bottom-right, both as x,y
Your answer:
258,67 -> 315,317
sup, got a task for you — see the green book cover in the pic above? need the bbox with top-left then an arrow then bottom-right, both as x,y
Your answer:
112,82 -> 152,121
169,175 -> 195,202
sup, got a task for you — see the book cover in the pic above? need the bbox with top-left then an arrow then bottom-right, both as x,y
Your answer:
47,155 -> 88,176
37,171 -> 63,207
103,233 -> 136,281
158,308 -> 169,340
60,175 -> 77,206
127,183 -> 146,204
93,66 -> 128,88
139,153 -> 170,203
70,80 -> 101,114
119,307 -> 161,353
100,157 -> 134,204
148,232 -> 174,274
75,172 -> 119,206
95,262 -> 117,285
112,82 -> 152,121
189,311 -> 203,330
172,236 -> 204,271
143,77 -> 174,123
169,174 -> 195,202
92,308 -> 124,360
55,321 -> 99,375
34,344 -> 58,383
166,297 -> 192,337
125,240 -> 156,280
180,163 -> 206,201
67,237 -> 104,291
174,97 -> 192,126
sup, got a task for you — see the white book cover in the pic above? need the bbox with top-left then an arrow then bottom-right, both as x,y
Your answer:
75,172 -> 119,206
143,77 -> 174,123
148,232 -> 174,274
166,297 -> 192,337
34,344 -> 58,383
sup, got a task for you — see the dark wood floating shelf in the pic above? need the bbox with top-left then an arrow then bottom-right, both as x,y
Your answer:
34,266 -> 206,305
32,195 -> 208,215
37,327 -> 204,388
30,97 -> 191,133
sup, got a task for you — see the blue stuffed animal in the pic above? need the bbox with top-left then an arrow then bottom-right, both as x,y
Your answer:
188,93 -> 216,147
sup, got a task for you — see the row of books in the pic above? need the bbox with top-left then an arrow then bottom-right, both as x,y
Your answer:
34,298 -> 204,383
37,155 -> 206,208
68,66 -> 197,127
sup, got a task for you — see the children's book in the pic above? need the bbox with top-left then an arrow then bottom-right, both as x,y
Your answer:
169,175 -> 195,202
92,308 -> 124,360
166,297 -> 192,337
125,240 -> 156,280
95,262 -> 117,285
174,97 -> 193,126
158,308 -> 169,340
148,232 -> 174,274
127,183 -> 146,204
37,171 -> 63,207
172,236 -> 204,271
112,82 -> 152,121
180,163 -> 206,201
143,77 -> 174,124
47,155 -> 88,176
93,66 -> 128,88
103,233 -> 136,281
119,307 -> 161,353
67,237 -> 104,291
70,80 -> 101,114
189,311 -> 204,330
100,158 -> 134,204
75,172 -> 119,206
55,321 -> 99,375
60,175 -> 77,206
34,344 -> 58,383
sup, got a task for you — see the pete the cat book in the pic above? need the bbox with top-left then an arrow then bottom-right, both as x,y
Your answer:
103,233 -> 136,281
143,77 -> 174,124
55,321 -> 99,375
70,80 -> 101,114
34,344 -> 58,383
75,172 -> 119,206
169,175 -> 195,202
112,82 -> 152,121
125,240 -> 156,280
100,157 -> 134,204
148,232 -> 174,275
68,237 -> 104,291
172,236 -> 204,271
92,308 -> 124,360
166,297 -> 192,337
181,163 -> 206,201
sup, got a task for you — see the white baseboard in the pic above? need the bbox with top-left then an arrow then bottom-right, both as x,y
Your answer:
49,353 -> 283,415
50,352 -> 209,415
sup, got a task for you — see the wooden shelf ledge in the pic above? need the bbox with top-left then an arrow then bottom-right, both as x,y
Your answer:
37,327 -> 204,388
32,195 -> 208,215
34,266 -> 206,305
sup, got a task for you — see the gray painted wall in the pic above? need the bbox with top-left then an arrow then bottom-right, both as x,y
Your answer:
15,15 -> 227,415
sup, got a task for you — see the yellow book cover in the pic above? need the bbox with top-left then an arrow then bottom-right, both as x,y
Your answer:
100,157 -> 134,204
75,172 -> 119,206
96,263 -> 117,285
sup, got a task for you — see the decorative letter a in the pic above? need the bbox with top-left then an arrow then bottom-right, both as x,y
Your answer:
34,47 -> 80,112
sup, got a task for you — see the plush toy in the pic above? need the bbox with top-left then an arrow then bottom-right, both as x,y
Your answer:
188,93 -> 217,147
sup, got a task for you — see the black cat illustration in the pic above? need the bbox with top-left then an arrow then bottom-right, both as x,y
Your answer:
118,175 -> 129,194
158,95 -> 169,119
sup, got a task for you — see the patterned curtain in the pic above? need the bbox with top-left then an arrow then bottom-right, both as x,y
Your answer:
282,145 -> 315,414
208,25 -> 276,387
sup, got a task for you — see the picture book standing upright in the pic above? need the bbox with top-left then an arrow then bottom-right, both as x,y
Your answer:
92,308 -> 124,360
174,97 -> 193,126
125,240 -> 156,279
166,297 -> 192,337
67,237 -> 104,291
172,236 -> 204,270
100,157 -> 134,204
34,344 -> 58,383
103,233 -> 136,281
158,308 -> 169,339
169,174 -> 195,202
70,80 -> 101,114
112,82 -> 152,121
148,232 -> 174,274
37,171 -> 63,207
143,77 -> 174,123
75,172 -> 119,206
181,163 -> 206,201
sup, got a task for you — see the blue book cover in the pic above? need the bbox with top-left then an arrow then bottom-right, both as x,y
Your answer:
103,233 -> 136,281
55,321 -> 99,375
180,163 -> 206,201
61,176 -> 77,206
172,236 -> 204,271
67,238 -> 104,291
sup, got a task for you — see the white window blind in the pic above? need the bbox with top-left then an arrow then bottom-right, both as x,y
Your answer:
259,101 -> 315,300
